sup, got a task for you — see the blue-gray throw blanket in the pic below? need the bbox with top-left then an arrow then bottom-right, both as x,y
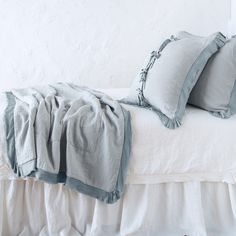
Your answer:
3,83 -> 132,203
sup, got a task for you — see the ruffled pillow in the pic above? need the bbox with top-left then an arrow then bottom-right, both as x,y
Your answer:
189,36 -> 236,118
122,31 -> 226,128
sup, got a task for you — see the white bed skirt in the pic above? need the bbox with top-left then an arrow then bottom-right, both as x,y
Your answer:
1,180 -> 236,236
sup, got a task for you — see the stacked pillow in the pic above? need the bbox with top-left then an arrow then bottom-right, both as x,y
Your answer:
189,36 -> 236,118
122,31 -> 230,129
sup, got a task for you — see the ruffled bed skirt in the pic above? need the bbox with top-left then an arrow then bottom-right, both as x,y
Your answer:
1,180 -> 236,236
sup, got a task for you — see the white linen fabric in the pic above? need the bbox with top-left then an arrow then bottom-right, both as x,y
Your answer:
1,88 -> 236,184
1,180 -> 236,236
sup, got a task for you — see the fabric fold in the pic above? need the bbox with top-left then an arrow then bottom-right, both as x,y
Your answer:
3,83 -> 132,203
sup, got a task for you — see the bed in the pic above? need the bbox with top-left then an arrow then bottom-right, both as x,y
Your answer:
1,88 -> 236,236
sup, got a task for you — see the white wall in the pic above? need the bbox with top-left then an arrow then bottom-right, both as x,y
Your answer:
229,0 -> 236,35
0,0 -> 231,90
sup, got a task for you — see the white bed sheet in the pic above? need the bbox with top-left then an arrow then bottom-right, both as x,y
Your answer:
104,88 -> 236,184
1,88 -> 236,185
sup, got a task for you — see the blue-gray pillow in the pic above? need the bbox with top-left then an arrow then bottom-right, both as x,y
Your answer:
189,36 -> 236,118
122,31 -> 226,128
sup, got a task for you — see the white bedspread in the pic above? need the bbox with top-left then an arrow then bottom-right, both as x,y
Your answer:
1,88 -> 236,184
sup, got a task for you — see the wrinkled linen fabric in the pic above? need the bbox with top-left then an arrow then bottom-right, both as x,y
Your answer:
1,180 -> 236,236
1,84 -> 132,203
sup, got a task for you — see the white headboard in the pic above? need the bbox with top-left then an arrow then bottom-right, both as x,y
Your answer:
0,0 -> 231,90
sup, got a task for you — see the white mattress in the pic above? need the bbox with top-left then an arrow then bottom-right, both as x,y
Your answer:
1,88 -> 236,184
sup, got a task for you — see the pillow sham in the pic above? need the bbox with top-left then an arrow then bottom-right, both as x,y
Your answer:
188,36 -> 236,118
122,31 -> 226,129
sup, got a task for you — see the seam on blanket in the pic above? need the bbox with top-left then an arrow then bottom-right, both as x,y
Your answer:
18,158 -> 37,177
35,169 -> 121,203
4,92 -> 17,174
114,107 -> 132,199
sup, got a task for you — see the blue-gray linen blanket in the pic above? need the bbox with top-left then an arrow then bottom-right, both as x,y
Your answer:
3,83 -> 132,203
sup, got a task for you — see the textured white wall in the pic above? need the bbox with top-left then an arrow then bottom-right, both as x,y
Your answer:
0,0 -> 231,90
229,0 -> 236,35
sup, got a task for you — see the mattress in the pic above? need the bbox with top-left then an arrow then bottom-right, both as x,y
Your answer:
1,88 -> 236,185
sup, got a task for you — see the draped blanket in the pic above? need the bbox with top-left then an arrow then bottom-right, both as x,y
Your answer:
2,83 -> 132,203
